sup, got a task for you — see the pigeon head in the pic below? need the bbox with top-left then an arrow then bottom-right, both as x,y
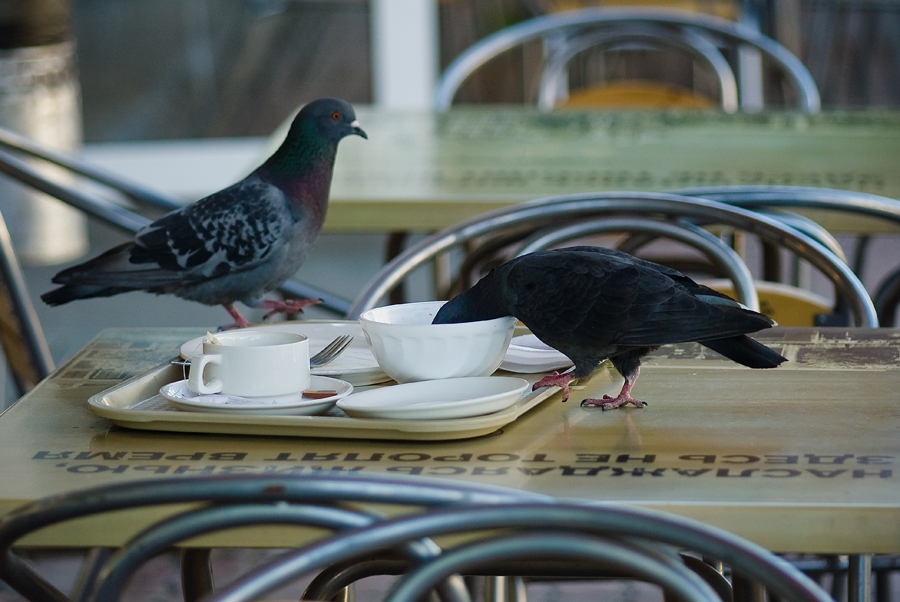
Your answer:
433,268 -> 510,325
262,97 -> 366,179
301,97 -> 367,142
293,97 -> 367,144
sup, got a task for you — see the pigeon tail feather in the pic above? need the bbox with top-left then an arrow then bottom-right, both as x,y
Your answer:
700,335 -> 786,369
41,284 -> 137,306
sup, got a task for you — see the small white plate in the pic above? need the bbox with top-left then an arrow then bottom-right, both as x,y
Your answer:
500,334 -> 572,374
336,376 -> 529,420
160,375 -> 353,415
179,322 -> 389,386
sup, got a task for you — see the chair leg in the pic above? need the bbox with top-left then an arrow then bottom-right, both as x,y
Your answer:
387,232 -> 409,305
731,573 -> 765,602
70,547 -> 114,602
181,548 -> 214,602
681,555 -> 733,602
848,554 -> 872,602
483,576 -> 526,602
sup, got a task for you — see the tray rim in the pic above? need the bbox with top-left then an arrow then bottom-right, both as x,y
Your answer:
87,361 -> 560,441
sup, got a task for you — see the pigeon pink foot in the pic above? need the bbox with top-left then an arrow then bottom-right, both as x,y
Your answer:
220,303 -> 252,330
261,298 -> 322,320
532,371 -> 575,401
580,377 -> 647,410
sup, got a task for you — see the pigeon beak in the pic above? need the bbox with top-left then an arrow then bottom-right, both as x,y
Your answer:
350,120 -> 367,139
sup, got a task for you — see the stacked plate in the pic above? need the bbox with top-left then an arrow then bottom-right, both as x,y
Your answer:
500,334 -> 572,373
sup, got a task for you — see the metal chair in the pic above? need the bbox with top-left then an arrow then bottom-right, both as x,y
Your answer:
676,185 -> 900,324
0,473 -> 545,602
509,216 -> 847,325
347,192 -> 877,328
0,209 -> 54,397
513,216 -> 760,309
0,126 -> 351,316
0,473 -> 834,602
203,489 -> 833,602
435,7 -> 821,113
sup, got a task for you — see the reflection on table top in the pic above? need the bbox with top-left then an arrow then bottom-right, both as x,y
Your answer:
0,325 -> 898,552
84,108 -> 900,233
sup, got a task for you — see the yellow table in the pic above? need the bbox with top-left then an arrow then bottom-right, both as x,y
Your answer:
324,108 -> 900,233
0,325 -> 897,554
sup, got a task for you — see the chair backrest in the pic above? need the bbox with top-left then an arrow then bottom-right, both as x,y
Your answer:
347,192 -> 877,327
0,473 -> 542,602
674,185 -> 900,231
493,216 -> 760,310
190,478 -> 831,602
677,185 -> 900,325
435,7 -> 821,113
0,473 -> 833,602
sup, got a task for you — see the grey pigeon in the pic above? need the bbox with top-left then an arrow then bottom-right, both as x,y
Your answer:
42,98 -> 366,329
433,246 -> 786,409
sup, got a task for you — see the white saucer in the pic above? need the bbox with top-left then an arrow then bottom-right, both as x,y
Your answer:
179,323 -> 390,386
500,334 -> 572,374
336,376 -> 529,420
160,375 -> 353,415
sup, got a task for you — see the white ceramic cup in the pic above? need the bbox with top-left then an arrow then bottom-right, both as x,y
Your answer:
187,330 -> 310,397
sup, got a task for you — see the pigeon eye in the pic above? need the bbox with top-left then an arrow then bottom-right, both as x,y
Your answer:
331,111 -> 341,121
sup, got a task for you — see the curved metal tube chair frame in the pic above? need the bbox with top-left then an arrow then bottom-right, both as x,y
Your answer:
207,502 -> 832,602
0,211 -> 54,396
0,128 -> 351,316
302,538 -> 734,602
679,185 -> 900,314
0,474 -> 545,602
675,186 -> 900,231
347,192 -> 877,327
537,24 -> 739,111
874,266 -> 900,327
513,216 -> 759,310
749,210 -> 846,263
434,7 -> 821,113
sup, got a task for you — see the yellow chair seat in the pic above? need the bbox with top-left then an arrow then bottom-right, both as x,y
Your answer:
560,81 -> 717,109
700,279 -> 833,326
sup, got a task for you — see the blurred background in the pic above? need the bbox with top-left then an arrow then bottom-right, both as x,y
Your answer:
72,0 -> 898,144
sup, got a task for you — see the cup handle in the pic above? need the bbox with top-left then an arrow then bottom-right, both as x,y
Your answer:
187,354 -> 223,394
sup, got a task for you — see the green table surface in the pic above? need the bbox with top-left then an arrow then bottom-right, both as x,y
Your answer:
322,108 -> 900,233
0,325 -> 898,552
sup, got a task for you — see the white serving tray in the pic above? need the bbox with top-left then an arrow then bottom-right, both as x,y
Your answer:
88,362 -> 560,441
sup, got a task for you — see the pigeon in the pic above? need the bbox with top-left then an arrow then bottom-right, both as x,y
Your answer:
433,246 -> 786,410
42,98 -> 366,329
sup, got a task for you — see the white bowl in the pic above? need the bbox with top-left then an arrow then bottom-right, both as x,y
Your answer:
358,301 -> 517,383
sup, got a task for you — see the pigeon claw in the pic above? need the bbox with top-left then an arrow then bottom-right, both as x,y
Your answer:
261,298 -> 322,320
581,394 -> 647,411
220,303 -> 253,330
532,371 -> 574,402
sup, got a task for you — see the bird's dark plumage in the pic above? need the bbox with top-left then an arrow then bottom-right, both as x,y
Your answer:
42,98 -> 366,329
433,246 -> 787,409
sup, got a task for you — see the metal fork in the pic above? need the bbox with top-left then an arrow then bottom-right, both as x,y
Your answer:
171,334 -> 353,369
309,335 -> 353,368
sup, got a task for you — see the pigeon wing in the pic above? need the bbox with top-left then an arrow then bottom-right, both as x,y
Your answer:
501,248 -> 771,348
130,178 -> 292,282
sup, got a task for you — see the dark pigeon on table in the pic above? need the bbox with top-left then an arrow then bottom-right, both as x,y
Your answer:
42,98 -> 366,329
433,246 -> 786,410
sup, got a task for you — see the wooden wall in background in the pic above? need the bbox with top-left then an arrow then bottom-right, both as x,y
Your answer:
71,0 -> 899,143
